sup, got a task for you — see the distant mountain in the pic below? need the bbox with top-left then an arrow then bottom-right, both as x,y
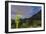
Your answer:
22,10 -> 41,21
11,10 -> 41,22
29,10 -> 41,20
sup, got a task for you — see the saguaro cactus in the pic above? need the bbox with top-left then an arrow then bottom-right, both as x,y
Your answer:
15,15 -> 21,28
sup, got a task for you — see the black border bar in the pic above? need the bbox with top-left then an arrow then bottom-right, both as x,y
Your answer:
5,1 -> 45,33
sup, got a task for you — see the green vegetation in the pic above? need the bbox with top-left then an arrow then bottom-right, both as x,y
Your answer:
15,15 -> 22,28
11,11 -> 41,29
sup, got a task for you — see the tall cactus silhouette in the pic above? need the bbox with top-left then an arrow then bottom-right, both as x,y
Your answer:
15,15 -> 21,28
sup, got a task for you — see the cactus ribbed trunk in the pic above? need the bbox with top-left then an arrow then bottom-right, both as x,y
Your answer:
15,15 -> 21,28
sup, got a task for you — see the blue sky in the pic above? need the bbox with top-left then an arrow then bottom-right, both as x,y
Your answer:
11,5 -> 41,19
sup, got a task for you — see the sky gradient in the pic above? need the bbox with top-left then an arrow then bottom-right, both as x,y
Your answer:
11,5 -> 41,20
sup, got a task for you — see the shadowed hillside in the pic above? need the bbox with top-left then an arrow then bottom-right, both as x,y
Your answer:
11,10 -> 41,28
